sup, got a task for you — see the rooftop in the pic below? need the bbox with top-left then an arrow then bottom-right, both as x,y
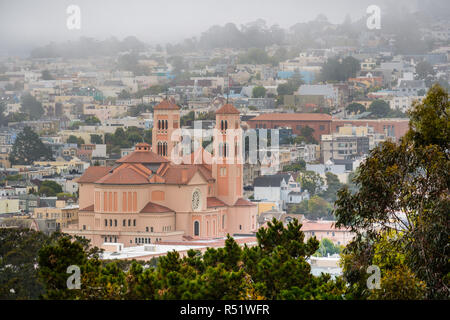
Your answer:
215,103 -> 240,114
249,113 -> 332,122
153,99 -> 180,111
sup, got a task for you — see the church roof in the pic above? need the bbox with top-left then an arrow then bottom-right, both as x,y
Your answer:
182,147 -> 213,165
140,201 -> 174,213
216,103 -> 240,114
80,204 -> 94,212
207,197 -> 227,208
77,166 -> 113,183
96,166 -> 150,185
234,198 -> 256,206
154,99 -> 180,110
79,143 -> 215,186
116,149 -> 168,164
161,164 -> 213,184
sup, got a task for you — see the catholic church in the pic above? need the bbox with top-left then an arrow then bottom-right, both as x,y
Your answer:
65,100 -> 257,247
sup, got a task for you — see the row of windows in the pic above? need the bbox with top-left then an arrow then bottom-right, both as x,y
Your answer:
105,219 -> 136,227
104,236 -> 118,243
217,142 -> 239,157
158,119 -> 169,130
220,120 -> 239,131
157,142 -> 168,156
135,237 -> 162,244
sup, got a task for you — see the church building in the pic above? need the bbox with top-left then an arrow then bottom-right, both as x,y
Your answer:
65,100 -> 257,247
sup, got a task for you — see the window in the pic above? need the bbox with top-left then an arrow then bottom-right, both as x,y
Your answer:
114,219 -> 117,227
109,219 -> 112,227
133,219 -> 136,226
146,227 -> 149,232
123,219 -> 126,226
320,125 -> 325,131
128,219 -> 131,226
194,221 -> 200,236
104,219 -> 107,227
151,227 -> 154,232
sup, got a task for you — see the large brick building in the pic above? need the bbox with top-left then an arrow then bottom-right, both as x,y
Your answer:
247,113 -> 409,142
331,119 -> 409,141
247,113 -> 332,142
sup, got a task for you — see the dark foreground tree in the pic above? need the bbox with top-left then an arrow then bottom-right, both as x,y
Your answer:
9,127 -> 53,165
37,219 -> 345,300
0,229 -> 60,299
334,84 -> 450,299
20,93 -> 45,120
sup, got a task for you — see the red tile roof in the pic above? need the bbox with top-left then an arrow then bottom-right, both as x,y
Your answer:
182,147 -> 213,165
216,103 -> 240,114
96,166 -> 150,185
207,197 -> 227,208
154,99 -> 180,110
234,198 -> 256,206
161,164 -> 213,184
248,113 -> 332,121
80,204 -> 94,212
301,220 -> 350,232
140,202 -> 174,213
77,166 -> 113,183
117,150 -> 168,164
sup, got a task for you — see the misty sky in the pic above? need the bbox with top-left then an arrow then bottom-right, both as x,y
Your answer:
0,0 -> 420,55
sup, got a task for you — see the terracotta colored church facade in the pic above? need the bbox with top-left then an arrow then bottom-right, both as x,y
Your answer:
65,101 -> 257,247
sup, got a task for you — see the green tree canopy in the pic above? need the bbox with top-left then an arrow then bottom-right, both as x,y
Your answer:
84,116 -> 101,125
346,102 -> 365,115
320,172 -> 343,203
293,195 -> 332,220
334,84 -> 450,299
67,135 -> 85,147
368,99 -> 390,118
282,160 -> 306,172
90,134 -> 103,144
36,219 -> 346,300
415,60 -> 435,80
39,180 -> 63,196
297,170 -> 324,196
252,86 -> 266,98
321,56 -> 360,82
9,127 -> 53,165
20,93 -> 44,120
0,228 -> 59,299
41,70 -> 54,80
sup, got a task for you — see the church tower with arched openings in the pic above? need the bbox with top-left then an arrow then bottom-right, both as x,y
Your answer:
152,99 -> 181,159
212,103 -> 243,206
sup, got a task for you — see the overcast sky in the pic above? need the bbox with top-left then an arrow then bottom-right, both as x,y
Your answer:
0,0 -> 420,55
